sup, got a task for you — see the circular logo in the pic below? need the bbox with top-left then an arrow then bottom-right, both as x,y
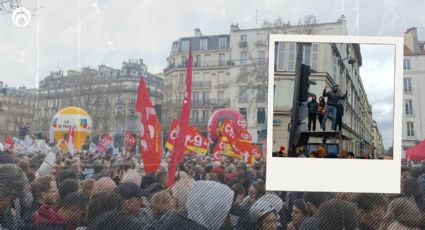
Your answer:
12,7 -> 31,27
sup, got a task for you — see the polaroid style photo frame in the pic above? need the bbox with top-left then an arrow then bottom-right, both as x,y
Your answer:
266,35 -> 403,193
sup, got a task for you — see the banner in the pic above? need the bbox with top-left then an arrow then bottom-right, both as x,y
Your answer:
166,119 -> 209,154
97,134 -> 113,153
169,48 -> 193,187
136,76 -> 163,174
124,131 -> 136,153
66,126 -> 75,155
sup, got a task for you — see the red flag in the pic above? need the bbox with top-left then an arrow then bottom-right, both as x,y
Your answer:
165,119 -> 179,151
97,134 -> 112,153
169,48 -> 193,187
4,136 -> 15,150
252,144 -> 263,159
136,76 -> 163,174
124,131 -> 136,153
186,126 -> 209,154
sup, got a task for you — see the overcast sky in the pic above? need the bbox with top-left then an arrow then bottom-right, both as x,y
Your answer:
360,45 -> 394,150
1,0 -> 424,149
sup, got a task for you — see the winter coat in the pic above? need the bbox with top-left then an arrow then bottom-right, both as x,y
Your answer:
26,205 -> 69,230
323,89 -> 347,107
307,100 -> 319,115
146,211 -> 207,230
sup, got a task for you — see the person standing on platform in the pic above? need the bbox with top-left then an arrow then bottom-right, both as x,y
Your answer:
317,96 -> 326,127
307,96 -> 319,131
321,84 -> 347,131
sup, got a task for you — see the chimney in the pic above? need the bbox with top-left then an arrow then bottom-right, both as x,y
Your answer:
194,28 -> 202,36
404,27 -> 420,54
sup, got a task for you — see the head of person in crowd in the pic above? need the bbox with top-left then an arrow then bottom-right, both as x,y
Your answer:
250,194 -> 283,230
87,209 -> 143,230
31,175 -> 59,206
347,151 -> 355,159
141,173 -> 156,189
334,192 -> 354,201
114,182 -> 143,217
149,190 -> 177,219
32,192 -> 88,229
352,193 -> 387,230
231,183 -> 247,205
87,191 -> 124,222
289,199 -> 310,229
92,177 -> 117,195
156,170 -> 169,188
186,180 -> 234,230
59,178 -> 80,201
80,179 -> 95,198
171,176 -> 196,215
58,168 -> 78,185
303,192 -> 328,216
385,198 -> 425,230
248,182 -> 266,204
121,169 -> 142,188
0,164 -> 28,209
316,199 -> 360,230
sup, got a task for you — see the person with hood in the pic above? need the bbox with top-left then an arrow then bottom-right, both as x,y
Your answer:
306,96 -> 319,131
250,194 -> 284,230
0,164 -> 28,230
321,84 -> 347,131
29,192 -> 88,230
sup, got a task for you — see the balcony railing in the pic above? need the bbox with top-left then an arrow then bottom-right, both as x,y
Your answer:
208,98 -> 230,106
192,81 -> 211,89
239,41 -> 248,48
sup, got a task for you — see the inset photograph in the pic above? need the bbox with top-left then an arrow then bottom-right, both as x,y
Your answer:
271,41 -> 394,159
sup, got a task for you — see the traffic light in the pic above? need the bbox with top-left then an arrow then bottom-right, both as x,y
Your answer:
299,64 -> 316,102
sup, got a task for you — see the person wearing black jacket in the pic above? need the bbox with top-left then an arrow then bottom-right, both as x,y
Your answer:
306,96 -> 319,131
335,102 -> 344,132
321,84 -> 347,131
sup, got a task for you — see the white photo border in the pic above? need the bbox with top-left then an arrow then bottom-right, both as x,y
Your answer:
266,35 -> 403,193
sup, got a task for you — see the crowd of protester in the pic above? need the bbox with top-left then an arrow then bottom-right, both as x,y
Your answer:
1,145 -> 425,230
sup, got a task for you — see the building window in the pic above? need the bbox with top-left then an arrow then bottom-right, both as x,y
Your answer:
202,91 -> 209,105
194,55 -> 201,67
240,51 -> 248,65
193,92 -> 200,105
179,73 -> 185,85
239,86 -> 248,103
217,91 -> 224,101
405,99 -> 413,115
240,34 -> 247,42
288,43 -> 296,71
403,59 -> 411,70
404,78 -> 412,93
204,54 -> 211,66
219,53 -> 226,66
181,40 -> 190,52
257,107 -> 266,124
181,56 -> 187,67
303,45 -> 312,66
257,50 -> 266,63
312,43 -> 319,70
257,87 -> 267,102
202,110 -> 209,123
219,37 -> 227,49
407,121 -> 415,137
131,70 -> 138,76
239,107 -> 247,119
200,38 -> 208,50
192,110 -> 199,123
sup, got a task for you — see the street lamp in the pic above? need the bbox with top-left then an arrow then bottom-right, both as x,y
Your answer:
341,56 -> 356,65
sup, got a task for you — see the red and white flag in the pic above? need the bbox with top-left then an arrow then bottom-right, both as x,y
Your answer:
97,134 -> 113,153
169,48 -> 193,187
66,126 -> 75,156
124,131 -> 136,153
136,75 -> 162,174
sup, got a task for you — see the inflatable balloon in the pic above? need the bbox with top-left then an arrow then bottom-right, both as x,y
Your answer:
51,107 -> 92,153
207,108 -> 247,143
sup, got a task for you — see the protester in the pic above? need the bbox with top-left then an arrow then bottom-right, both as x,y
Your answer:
317,96 -> 326,127
316,199 -> 359,230
114,182 -> 144,217
250,194 -> 283,230
321,84 -> 348,131
352,193 -> 387,230
307,96 -> 319,131
287,199 -> 310,230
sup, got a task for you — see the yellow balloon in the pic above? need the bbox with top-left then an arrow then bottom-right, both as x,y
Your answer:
51,107 -> 92,153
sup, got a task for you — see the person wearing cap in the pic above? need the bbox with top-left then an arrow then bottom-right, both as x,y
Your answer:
114,182 -> 143,217
321,84 -> 347,131
278,146 -> 286,157
249,194 -> 283,230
